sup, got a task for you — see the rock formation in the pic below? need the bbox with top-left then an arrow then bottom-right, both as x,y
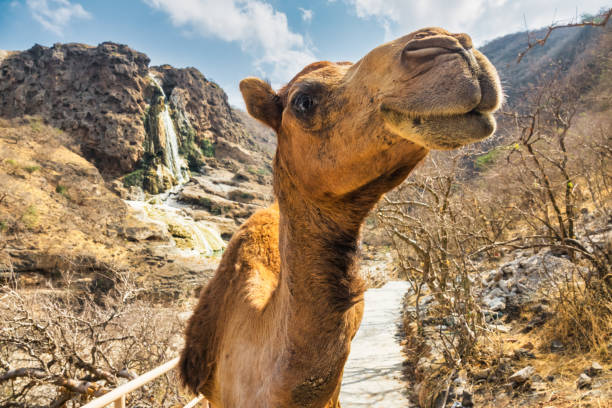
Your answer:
0,42 -> 273,193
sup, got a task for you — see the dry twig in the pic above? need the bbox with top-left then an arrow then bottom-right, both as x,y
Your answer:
517,8 -> 612,62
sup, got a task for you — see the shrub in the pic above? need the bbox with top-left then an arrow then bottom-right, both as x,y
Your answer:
29,119 -> 42,132
122,169 -> 145,188
21,205 -> 38,229
55,184 -> 69,199
200,139 -> 215,158
0,274 -> 191,407
475,147 -> 502,170
23,165 -> 41,173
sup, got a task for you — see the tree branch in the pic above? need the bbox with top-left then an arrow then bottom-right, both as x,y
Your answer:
517,8 -> 612,63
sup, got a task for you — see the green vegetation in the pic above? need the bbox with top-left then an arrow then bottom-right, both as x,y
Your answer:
177,125 -> 213,171
122,169 -> 145,188
3,160 -> 41,174
475,147 -> 503,170
181,140 -> 206,171
24,165 -> 41,173
0,220 -> 8,233
29,119 -> 42,132
55,184 -> 69,199
21,205 -> 38,229
248,166 -> 270,177
200,139 -> 215,158
228,190 -> 255,203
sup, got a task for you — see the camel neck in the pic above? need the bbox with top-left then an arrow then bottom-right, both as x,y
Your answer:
273,164 -> 374,317
277,195 -> 367,315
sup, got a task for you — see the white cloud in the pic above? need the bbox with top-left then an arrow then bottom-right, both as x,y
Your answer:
26,0 -> 91,35
299,7 -> 314,23
144,0 -> 316,87
341,0 -> 608,45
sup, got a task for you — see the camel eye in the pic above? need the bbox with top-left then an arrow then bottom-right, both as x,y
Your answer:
292,93 -> 315,114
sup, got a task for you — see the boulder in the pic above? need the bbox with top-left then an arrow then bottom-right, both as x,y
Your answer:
120,222 -> 169,242
0,42 -> 273,182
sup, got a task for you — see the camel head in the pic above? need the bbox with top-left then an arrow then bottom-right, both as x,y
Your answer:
240,27 -> 502,200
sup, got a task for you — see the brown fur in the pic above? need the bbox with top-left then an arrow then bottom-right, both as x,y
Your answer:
180,27 -> 502,407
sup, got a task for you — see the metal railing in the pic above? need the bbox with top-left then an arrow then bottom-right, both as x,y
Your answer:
81,357 -> 208,408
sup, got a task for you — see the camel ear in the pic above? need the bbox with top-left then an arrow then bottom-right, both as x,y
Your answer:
240,77 -> 282,131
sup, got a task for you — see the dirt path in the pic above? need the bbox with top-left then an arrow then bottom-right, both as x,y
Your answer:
340,280 -> 411,407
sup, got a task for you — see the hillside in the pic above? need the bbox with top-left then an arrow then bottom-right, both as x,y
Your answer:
480,23 -> 612,107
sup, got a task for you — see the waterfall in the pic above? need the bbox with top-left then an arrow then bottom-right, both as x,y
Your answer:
124,74 -> 225,256
126,199 -> 225,256
149,74 -> 187,184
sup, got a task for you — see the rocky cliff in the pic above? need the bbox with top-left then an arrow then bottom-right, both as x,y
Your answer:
0,41 -> 277,292
0,41 -> 274,193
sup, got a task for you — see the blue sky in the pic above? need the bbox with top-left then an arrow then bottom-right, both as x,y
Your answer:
1,0 -> 608,108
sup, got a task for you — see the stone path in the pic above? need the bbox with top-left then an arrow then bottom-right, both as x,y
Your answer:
340,280 -> 411,407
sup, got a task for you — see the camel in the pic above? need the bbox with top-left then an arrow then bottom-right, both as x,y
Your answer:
179,27 -> 502,407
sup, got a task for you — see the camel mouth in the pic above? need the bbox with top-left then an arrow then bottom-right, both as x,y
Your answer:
380,105 -> 496,150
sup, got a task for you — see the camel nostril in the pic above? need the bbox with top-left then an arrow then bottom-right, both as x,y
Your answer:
402,46 -> 451,60
403,35 -> 463,55
453,33 -> 473,50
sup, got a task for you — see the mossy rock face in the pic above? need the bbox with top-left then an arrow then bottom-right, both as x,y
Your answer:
123,169 -> 145,188
142,170 -> 161,195
141,168 -> 174,195
200,139 -> 215,158
176,118 -> 211,171
173,237 -> 194,250
143,94 -> 165,156
181,140 -> 206,171
168,223 -> 191,239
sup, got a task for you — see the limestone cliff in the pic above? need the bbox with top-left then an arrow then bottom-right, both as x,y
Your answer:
0,41 -> 273,193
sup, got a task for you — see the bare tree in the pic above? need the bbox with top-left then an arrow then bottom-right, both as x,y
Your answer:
377,151 -> 511,367
0,273 -> 190,408
500,69 -> 611,278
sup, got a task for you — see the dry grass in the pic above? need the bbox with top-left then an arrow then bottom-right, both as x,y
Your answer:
543,279 -> 612,355
468,321 -> 612,408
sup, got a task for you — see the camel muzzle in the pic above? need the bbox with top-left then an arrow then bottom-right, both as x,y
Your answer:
402,34 -> 479,73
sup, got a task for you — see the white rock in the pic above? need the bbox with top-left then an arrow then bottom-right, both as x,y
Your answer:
490,324 -> 511,333
485,296 -> 506,312
509,366 -> 534,383
498,279 -> 513,293
577,373 -> 592,389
